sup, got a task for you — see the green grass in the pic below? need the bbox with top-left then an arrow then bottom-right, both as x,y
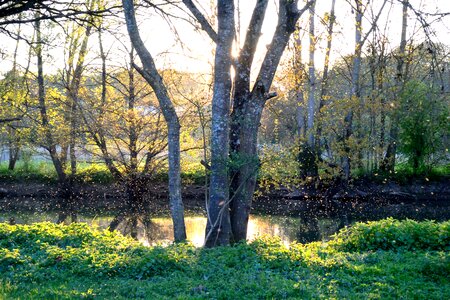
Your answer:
0,219 -> 449,299
0,161 -> 114,183
0,160 -> 58,182
1,158 -> 448,186
0,160 -> 207,184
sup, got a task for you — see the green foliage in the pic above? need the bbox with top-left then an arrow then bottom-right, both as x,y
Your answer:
398,81 -> 449,172
392,162 -> 450,182
72,163 -> 113,183
0,220 -> 449,299
0,160 -> 57,182
258,144 -> 301,191
330,218 -> 450,252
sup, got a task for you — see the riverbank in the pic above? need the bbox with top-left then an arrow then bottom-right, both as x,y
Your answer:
1,219 -> 449,299
0,179 -> 449,220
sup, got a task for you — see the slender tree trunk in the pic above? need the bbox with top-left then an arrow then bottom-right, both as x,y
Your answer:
8,22 -> 22,171
35,17 -> 75,223
122,0 -> 186,242
35,18 -> 66,183
299,1 -> 318,178
293,24 -> 305,139
66,17 -> 93,177
8,134 -> 19,171
342,0 -> 363,181
128,49 -> 138,173
382,0 -> 408,173
306,1 -> 316,148
315,0 -> 336,153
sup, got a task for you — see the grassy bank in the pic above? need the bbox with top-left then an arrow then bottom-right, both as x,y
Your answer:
1,160 -> 448,186
0,161 -> 206,185
0,219 -> 449,299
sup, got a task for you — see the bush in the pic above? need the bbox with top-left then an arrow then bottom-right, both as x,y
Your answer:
73,163 -> 113,183
330,218 -> 450,252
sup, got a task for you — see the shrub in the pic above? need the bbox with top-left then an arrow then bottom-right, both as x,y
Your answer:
330,218 -> 450,252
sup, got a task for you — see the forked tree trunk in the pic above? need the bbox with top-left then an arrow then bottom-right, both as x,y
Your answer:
184,0 -> 313,244
230,1 -> 312,242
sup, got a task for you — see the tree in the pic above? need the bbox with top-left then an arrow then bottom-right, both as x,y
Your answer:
0,0 -> 118,30
184,0 -> 313,245
34,16 -> 74,222
297,0 -> 318,179
122,0 -> 187,242
342,0 -> 388,180
397,80 -> 448,173
381,0 -> 409,173
204,0 -> 235,247
61,0 -> 95,177
315,0 -> 336,158
78,43 -> 170,238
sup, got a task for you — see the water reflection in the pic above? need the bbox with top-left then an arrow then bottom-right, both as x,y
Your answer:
0,212 -> 350,247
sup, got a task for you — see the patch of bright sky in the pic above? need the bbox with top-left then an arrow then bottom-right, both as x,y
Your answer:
0,0 -> 449,79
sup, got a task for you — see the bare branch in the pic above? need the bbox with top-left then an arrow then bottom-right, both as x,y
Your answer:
182,0 -> 217,43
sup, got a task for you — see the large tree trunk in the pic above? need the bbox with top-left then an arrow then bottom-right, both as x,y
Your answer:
122,0 -> 186,242
183,0 -> 312,244
229,0 -> 270,244
230,1 -> 312,242
230,91 -> 263,242
204,0 -> 235,247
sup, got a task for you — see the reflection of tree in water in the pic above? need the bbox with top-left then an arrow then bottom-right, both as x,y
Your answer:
2,211 -> 355,246
111,213 -> 167,244
294,215 -> 353,243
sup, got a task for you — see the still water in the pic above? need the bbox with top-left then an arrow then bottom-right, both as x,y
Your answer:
0,212 -> 350,246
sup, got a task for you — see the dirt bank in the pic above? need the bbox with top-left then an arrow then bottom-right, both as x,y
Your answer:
0,179 -> 449,220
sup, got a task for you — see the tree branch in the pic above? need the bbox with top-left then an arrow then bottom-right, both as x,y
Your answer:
182,0 -> 217,43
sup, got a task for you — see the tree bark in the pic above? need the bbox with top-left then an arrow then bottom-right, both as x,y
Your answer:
183,0 -> 313,243
306,1 -> 316,148
230,0 -> 312,242
205,0 -> 235,247
8,134 -> 19,171
122,0 -> 186,242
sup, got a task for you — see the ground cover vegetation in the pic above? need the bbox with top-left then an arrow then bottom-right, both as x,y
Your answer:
0,219 -> 448,299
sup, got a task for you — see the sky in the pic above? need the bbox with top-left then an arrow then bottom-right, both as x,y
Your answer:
0,0 -> 449,78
